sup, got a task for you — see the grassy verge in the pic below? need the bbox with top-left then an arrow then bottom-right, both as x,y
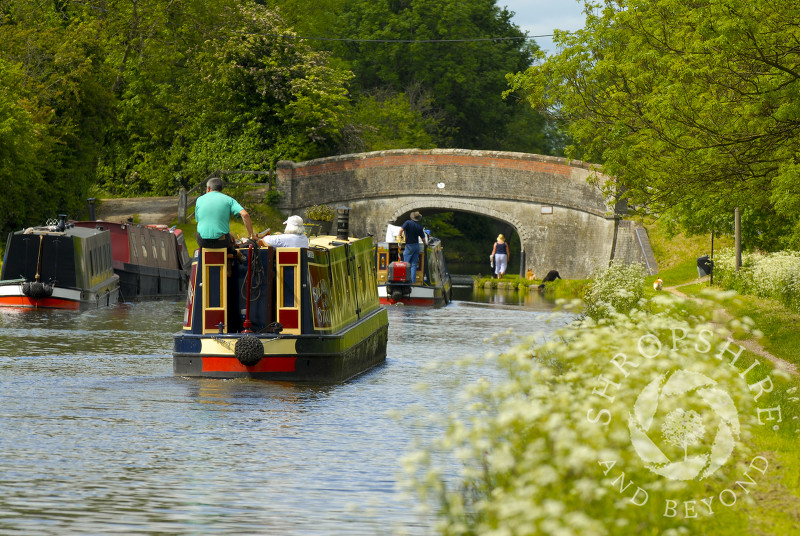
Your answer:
643,218 -> 800,532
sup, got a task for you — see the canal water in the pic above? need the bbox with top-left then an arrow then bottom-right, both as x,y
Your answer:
0,287 -> 569,535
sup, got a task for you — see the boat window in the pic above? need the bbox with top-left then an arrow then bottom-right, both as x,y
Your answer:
130,233 -> 138,259
161,237 -> 167,261
141,232 -> 148,258
151,237 -> 158,259
282,266 -> 295,307
90,249 -> 95,276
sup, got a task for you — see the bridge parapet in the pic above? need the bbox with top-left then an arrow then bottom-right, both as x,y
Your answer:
276,149 -> 654,279
277,149 -> 613,218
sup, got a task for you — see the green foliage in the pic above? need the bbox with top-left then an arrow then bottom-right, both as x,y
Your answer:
583,260 -> 646,320
420,213 -> 463,240
403,292 -> 796,535
304,204 -> 335,222
0,59 -> 44,232
338,87 -> 437,153
713,248 -> 800,313
332,0 -> 542,150
264,190 -> 283,206
507,0 -> 800,248
95,1 -> 353,195
0,9 -> 114,231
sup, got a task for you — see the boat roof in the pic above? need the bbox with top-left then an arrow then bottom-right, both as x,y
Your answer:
307,235 -> 362,250
16,225 -> 107,239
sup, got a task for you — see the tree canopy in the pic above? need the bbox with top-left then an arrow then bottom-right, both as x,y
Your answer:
331,0 -> 542,150
0,0 -> 559,236
508,0 -> 800,249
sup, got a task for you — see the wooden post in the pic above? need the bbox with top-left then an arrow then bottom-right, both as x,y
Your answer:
178,188 -> 187,224
710,230 -> 714,286
734,207 -> 741,272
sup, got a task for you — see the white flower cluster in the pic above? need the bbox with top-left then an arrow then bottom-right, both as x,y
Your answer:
583,261 -> 647,320
714,248 -> 800,311
402,293 -> 783,535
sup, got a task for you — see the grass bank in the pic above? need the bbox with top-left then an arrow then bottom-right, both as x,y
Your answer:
644,219 -> 800,533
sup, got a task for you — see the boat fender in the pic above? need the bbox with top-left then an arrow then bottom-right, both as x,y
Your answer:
22,281 -> 54,300
235,335 -> 264,367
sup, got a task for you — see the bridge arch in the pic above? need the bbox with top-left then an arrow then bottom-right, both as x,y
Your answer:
276,149 -> 656,278
390,199 -> 530,245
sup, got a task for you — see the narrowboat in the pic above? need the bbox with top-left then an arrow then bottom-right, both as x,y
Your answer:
375,224 -> 452,306
172,213 -> 389,381
71,220 -> 191,300
0,216 -> 120,309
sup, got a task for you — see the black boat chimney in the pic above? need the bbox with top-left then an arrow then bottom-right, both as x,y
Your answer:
87,198 -> 97,221
336,206 -> 350,240
57,214 -> 67,232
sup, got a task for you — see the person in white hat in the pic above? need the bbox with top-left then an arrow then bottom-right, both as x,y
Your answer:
259,215 -> 309,248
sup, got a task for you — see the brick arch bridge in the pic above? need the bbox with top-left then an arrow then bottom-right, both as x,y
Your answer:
276,149 -> 656,279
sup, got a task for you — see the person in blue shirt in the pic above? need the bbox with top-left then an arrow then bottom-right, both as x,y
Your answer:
195,177 -> 256,261
399,211 -> 428,283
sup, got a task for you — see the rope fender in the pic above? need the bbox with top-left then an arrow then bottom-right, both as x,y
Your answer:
235,335 -> 264,366
22,281 -> 53,300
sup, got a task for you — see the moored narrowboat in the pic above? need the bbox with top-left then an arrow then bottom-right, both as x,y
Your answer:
173,215 -> 388,381
375,224 -> 452,307
71,220 -> 191,300
0,216 -> 120,309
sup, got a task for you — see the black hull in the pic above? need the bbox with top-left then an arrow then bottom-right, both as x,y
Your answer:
117,263 -> 187,300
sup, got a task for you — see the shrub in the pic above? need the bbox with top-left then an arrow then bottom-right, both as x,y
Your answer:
583,261 -> 646,320
305,204 -> 335,222
714,248 -> 800,312
264,189 -> 283,206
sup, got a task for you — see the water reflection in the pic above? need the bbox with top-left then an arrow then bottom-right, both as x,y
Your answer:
453,283 -> 557,310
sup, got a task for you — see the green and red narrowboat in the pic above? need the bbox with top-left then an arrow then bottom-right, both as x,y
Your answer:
173,216 -> 388,381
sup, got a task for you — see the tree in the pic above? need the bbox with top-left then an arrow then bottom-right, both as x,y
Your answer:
0,59 -> 47,233
0,4 -> 115,230
333,0 -> 540,150
92,0 -> 354,194
182,3 -> 353,177
507,0 -> 800,249
662,408 -> 705,461
337,85 -> 437,153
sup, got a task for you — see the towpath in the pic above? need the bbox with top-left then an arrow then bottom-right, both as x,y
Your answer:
665,281 -> 797,376
96,197 -> 180,226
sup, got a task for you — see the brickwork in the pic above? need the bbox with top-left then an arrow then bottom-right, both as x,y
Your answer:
276,149 -> 654,278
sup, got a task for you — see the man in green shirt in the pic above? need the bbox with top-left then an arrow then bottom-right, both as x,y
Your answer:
195,177 -> 256,260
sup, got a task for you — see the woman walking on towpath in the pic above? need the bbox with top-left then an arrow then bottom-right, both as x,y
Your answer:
491,234 -> 509,279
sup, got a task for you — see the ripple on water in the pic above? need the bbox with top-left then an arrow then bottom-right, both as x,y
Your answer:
0,297 -> 571,534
